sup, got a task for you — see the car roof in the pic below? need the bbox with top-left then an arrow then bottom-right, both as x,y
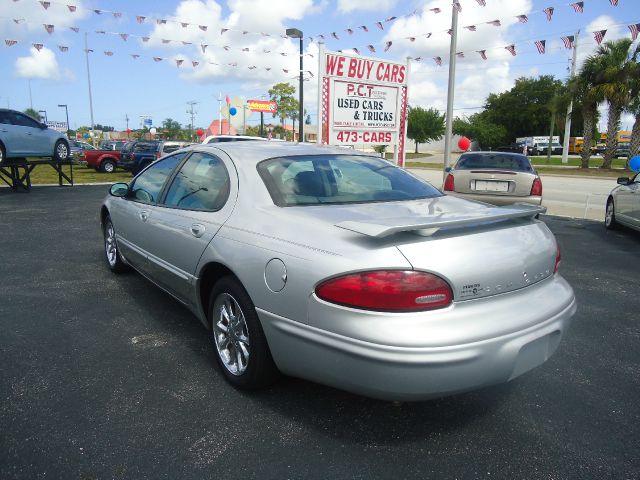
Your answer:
190,142 -> 375,166
460,151 -> 528,158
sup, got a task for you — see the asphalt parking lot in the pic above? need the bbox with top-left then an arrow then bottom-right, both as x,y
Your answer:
1,185 -> 639,480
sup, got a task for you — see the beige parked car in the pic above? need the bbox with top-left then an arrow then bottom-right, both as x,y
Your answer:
443,152 -> 542,206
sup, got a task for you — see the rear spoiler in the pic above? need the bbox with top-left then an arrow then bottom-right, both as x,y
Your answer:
336,203 -> 546,238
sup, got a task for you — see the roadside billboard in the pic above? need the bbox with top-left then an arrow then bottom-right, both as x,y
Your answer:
317,46 -> 409,166
46,121 -> 68,132
247,100 -> 277,113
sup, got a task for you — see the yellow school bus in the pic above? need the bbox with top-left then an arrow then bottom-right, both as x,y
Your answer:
568,137 -> 584,154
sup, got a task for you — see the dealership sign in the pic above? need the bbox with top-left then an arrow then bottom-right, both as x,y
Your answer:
317,46 -> 409,166
247,100 -> 277,113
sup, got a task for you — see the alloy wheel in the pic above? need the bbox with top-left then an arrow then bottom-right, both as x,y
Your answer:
213,293 -> 250,376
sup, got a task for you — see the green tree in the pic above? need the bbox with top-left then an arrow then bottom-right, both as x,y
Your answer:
162,118 -> 182,139
483,76 -> 565,141
626,44 -> 640,161
23,108 -> 42,121
587,39 -> 635,168
268,83 -> 299,139
452,112 -> 507,149
94,124 -> 114,132
245,125 -> 262,137
571,58 -> 603,168
406,106 -> 445,153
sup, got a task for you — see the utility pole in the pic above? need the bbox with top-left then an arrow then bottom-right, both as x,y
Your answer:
562,31 -> 579,164
186,101 -> 198,141
125,114 -> 129,138
218,93 -> 222,135
443,5 -> 459,181
84,33 -> 96,145
28,80 -> 33,109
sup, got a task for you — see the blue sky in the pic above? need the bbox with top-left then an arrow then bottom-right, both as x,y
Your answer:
1,0 -> 638,132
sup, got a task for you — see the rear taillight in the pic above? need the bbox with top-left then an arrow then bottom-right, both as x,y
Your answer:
554,244 -> 561,273
443,173 -> 455,192
156,152 -> 162,159
530,177 -> 542,196
315,270 -> 453,312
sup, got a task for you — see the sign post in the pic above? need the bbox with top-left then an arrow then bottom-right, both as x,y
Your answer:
317,45 -> 409,166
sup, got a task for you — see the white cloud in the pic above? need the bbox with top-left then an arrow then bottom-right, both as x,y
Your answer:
15,46 -> 73,80
0,0 -> 89,39
337,0 -> 398,14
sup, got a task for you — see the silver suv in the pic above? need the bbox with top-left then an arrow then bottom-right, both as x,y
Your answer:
0,108 -> 70,164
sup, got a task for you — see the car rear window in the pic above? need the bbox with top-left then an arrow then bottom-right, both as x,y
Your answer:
455,153 -> 533,172
133,142 -> 158,153
257,155 -> 442,207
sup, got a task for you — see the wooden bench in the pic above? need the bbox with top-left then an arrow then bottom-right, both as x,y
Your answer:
0,158 -> 74,191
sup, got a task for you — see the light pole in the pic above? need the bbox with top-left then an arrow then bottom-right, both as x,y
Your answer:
58,104 -> 70,137
38,110 -> 48,123
286,28 -> 303,143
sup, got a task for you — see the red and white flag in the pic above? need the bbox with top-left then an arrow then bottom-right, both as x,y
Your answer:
453,2 -> 462,13
120,33 -> 129,41
113,12 -> 122,18
476,0 -> 486,6
157,19 -> 167,25
201,44 -> 208,53
142,37 -> 150,42
477,50 -> 487,60
44,24 -> 54,34
465,25 -> 477,31
93,9 -> 102,14
221,28 -> 229,34
176,59 -> 184,67
331,32 -> 339,40
535,40 -> 546,54
136,16 -> 146,23
192,61 -> 199,67
384,41 -> 392,51
629,23 -> 640,41
609,0 -> 618,5
153,57 -> 163,62
352,48 -> 360,55
67,5 -> 76,12
570,2 -> 584,13
367,45 -> 376,53
130,54 -> 140,59
561,35 -> 574,49
162,39 -> 171,44
58,45 -> 68,52
199,25 -> 207,31
456,52 -> 464,58
69,27 -> 79,33
487,20 -> 501,26
104,51 -> 113,56
543,7 -> 554,21
433,56 -> 442,66
505,44 -> 516,56
430,8 -> 441,13
345,28 -> 353,35
359,25 -> 368,32
5,39 -> 18,47
181,23 -> 189,28
39,1 -> 50,9
33,43 -> 44,51
375,21 -> 384,30
517,15 -> 528,23
594,30 -> 607,44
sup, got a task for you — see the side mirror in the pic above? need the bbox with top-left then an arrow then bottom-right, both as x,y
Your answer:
40,122 -> 48,129
109,183 -> 129,197
444,166 -> 452,173
617,177 -> 630,185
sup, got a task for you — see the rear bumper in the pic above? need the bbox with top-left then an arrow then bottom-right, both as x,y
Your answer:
446,191 -> 542,206
258,275 -> 575,401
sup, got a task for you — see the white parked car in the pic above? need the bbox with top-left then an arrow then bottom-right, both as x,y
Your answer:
605,173 -> 640,232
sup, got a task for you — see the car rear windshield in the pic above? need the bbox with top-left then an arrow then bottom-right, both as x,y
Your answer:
455,153 -> 533,172
133,142 -> 159,153
257,155 -> 442,207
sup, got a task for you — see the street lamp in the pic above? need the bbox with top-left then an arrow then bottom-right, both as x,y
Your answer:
38,110 -> 48,123
286,27 -> 303,143
58,104 -> 70,137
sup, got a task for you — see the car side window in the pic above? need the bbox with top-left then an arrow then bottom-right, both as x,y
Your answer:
10,112 -> 40,128
130,153 -> 185,204
163,152 -> 230,211
0,111 -> 12,124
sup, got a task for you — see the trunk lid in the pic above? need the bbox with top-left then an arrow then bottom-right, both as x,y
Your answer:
453,169 -> 536,197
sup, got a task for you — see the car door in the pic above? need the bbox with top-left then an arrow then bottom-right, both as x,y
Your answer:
109,153 -> 186,272
137,151 -> 237,305
615,177 -> 636,223
627,174 -> 640,227
8,111 -> 52,156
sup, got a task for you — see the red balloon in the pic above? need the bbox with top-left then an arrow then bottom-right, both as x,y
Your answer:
196,129 -> 204,137
458,136 -> 471,151
126,128 -> 132,133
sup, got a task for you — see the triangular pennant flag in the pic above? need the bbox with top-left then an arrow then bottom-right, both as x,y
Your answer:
359,25 -> 368,32
629,23 -> 640,41
201,44 -> 208,53
464,25 -> 477,31
221,28 -> 229,34
543,7 -> 554,21
181,23 -> 189,28
130,54 -> 140,59
199,25 -> 207,31
376,22 -> 384,30
120,33 -> 129,41
594,30 -> 607,44
430,8 -> 441,13
136,16 -> 146,23
153,57 -> 163,62
39,1 -> 50,9
58,45 -> 68,52
93,9 -> 102,14
367,45 -> 376,53
44,24 -> 54,34
477,50 -> 487,60
353,48 -> 360,55
433,56 -> 442,66
517,15 -> 528,23
142,37 -> 150,42
384,41 -> 392,52
176,59 -> 184,67
331,32 -> 339,40
69,27 -> 79,33
157,19 -> 167,25
5,40 -> 18,46
192,61 -> 199,67
570,2 -> 584,13
33,43 -> 44,51
505,44 -> 517,56
535,40 -> 546,54
104,51 -> 113,56
67,5 -> 76,12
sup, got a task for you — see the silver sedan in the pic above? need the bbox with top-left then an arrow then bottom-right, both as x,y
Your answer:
101,143 -> 576,401
605,173 -> 640,232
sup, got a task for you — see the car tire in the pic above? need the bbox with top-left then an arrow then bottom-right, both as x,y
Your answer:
100,159 -> 116,173
103,215 -> 129,273
0,142 -> 6,164
605,198 -> 620,230
208,276 -> 279,390
53,140 -> 70,163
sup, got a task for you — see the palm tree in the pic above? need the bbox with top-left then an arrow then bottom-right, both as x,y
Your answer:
587,39 -> 634,169
624,44 -> 640,162
573,57 -> 602,169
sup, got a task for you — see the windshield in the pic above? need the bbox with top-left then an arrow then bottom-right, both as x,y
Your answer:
456,153 -> 533,172
257,155 -> 442,207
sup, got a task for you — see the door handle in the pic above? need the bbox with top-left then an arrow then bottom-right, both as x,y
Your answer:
139,210 -> 149,222
190,223 -> 206,238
